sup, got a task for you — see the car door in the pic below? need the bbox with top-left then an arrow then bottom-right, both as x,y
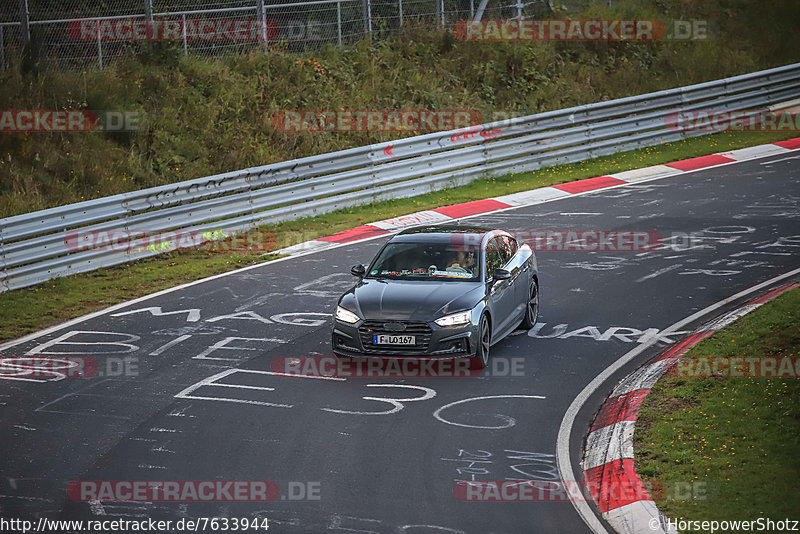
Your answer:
485,236 -> 517,337
500,235 -> 529,322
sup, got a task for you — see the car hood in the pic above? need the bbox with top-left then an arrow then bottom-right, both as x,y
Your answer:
341,279 -> 484,322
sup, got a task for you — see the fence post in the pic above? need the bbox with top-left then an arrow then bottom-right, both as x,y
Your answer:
97,23 -> 103,69
514,0 -> 523,19
337,0 -> 342,48
363,0 -> 371,34
399,0 -> 403,27
256,0 -> 267,50
437,0 -> 444,28
473,0 -> 489,22
182,14 -> 187,55
144,0 -> 154,46
18,0 -> 29,44
0,26 -> 5,71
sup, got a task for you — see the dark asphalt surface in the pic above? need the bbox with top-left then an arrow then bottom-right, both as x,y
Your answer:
1,151 -> 799,533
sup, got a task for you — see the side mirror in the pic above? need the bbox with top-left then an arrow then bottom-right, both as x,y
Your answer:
492,268 -> 511,280
351,264 -> 366,277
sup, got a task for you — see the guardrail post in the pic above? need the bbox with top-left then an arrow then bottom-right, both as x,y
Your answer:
678,86 -> 690,141
337,0 -> 343,48
0,259 -> 8,291
0,225 -> 6,292
585,108 -> 595,158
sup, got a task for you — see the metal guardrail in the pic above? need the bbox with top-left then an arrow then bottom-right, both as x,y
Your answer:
2,62 -> 800,291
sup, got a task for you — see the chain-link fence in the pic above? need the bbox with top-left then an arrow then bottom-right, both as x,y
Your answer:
0,0 -> 555,70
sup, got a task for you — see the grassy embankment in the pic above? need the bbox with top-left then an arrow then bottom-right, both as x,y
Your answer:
2,0 -> 799,216
635,287 -> 800,529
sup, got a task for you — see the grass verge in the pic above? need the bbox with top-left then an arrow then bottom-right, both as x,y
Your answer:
634,287 -> 800,528
0,129 -> 796,344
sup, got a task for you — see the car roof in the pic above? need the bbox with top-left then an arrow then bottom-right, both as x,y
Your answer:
389,225 -> 494,243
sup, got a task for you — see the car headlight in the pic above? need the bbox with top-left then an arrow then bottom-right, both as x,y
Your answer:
335,306 -> 361,324
434,310 -> 472,327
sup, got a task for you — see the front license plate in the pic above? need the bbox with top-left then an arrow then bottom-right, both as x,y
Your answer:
374,334 -> 415,345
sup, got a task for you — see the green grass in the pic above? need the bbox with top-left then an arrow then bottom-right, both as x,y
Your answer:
634,287 -> 800,529
1,0 -> 799,217
0,128 -> 796,344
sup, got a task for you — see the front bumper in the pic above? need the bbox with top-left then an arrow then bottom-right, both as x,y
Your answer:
332,318 -> 477,358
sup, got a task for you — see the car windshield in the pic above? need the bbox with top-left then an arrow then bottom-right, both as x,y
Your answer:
366,241 -> 481,281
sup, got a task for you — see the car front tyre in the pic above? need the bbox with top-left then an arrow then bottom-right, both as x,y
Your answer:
470,314 -> 491,369
520,279 -> 539,330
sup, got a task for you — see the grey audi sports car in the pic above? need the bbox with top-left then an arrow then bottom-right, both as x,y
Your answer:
331,226 -> 539,368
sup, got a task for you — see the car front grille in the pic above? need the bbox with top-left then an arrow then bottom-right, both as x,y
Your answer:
358,320 -> 433,353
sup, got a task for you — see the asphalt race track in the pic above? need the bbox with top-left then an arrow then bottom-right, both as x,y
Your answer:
1,151 -> 799,533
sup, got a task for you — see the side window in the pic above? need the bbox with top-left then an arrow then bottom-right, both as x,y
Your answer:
485,237 -> 504,277
501,236 -> 518,264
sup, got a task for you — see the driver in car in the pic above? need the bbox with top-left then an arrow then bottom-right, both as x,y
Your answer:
447,250 -> 475,273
